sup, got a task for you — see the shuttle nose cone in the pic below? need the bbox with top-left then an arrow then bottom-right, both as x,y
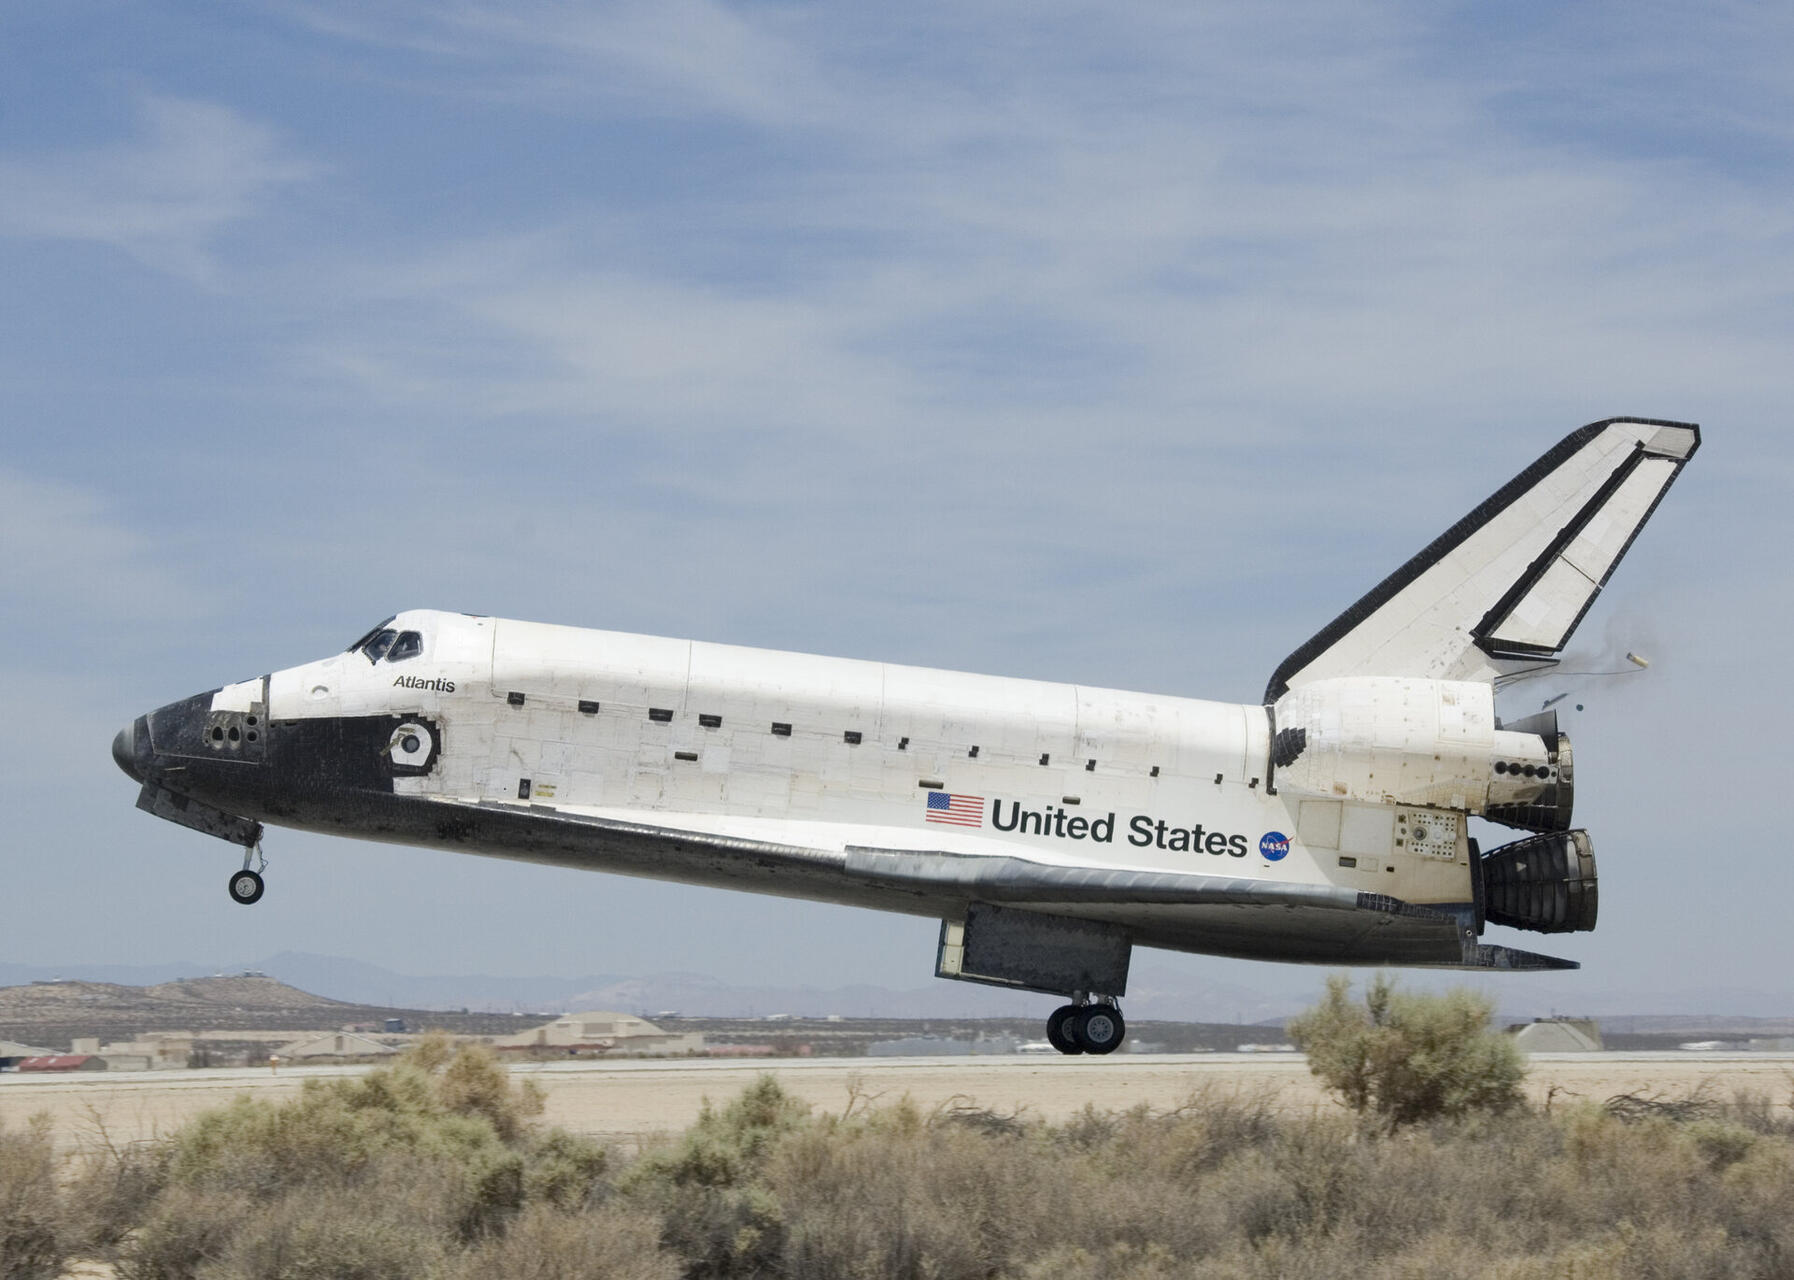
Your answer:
112,720 -> 143,782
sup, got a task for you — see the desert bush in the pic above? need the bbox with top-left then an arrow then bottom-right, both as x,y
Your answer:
58,1123 -> 168,1253
145,1040 -> 562,1239
450,1202 -> 681,1280
121,1184 -> 251,1280
771,1113 -> 1032,1279
40,1061 -> 1794,1279
122,1178 -> 455,1280
1287,972 -> 1526,1129
0,1114 -> 64,1280
436,1036 -> 544,1142
618,1075 -> 807,1277
153,1080 -> 526,1240
523,1126 -> 612,1210
196,1181 -> 454,1280
114,1039 -> 619,1277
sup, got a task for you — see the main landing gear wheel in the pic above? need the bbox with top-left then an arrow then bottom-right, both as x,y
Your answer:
1070,1005 -> 1126,1055
1046,1005 -> 1084,1055
228,869 -> 265,905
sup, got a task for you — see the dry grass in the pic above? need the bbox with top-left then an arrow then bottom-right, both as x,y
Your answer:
18,1061 -> 1794,1279
1,1113 -> 65,1280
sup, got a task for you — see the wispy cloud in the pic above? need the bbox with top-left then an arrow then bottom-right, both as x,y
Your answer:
261,1 -> 1794,448
0,469 -> 206,630
0,96 -> 314,281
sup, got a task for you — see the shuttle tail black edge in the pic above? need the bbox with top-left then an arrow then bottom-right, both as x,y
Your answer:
1264,418 -> 1701,703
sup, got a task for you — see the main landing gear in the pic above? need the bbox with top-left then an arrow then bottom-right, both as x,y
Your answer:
229,842 -> 267,905
1045,1000 -> 1126,1055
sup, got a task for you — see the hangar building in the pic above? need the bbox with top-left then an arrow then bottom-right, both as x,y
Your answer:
495,1012 -> 704,1057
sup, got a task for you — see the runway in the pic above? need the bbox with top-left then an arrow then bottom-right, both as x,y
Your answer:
6,1053 -> 1792,1154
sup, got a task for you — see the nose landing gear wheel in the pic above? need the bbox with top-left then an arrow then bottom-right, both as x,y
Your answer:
1046,1004 -> 1084,1055
229,869 -> 264,905
1070,1005 -> 1125,1055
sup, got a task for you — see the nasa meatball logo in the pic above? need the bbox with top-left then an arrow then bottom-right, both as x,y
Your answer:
1259,831 -> 1291,862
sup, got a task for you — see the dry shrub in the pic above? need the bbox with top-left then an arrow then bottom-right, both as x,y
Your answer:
153,1083 -> 526,1240
1015,1242 -> 1185,1280
771,1116 -> 1029,1279
47,1064 -> 1794,1279
523,1127 -> 611,1211
121,1184 -> 248,1280
116,1039 -> 616,1276
189,1181 -> 452,1280
760,1086 -> 1308,1278
1288,973 -> 1526,1130
144,1040 -> 560,1241
1721,1087 -> 1785,1136
0,1114 -> 64,1280
617,1075 -> 808,1277
451,1203 -> 681,1280
59,1132 -> 167,1253
437,1039 -> 544,1142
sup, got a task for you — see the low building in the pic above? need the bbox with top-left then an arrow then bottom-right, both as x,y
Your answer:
495,1012 -> 704,1057
0,1040 -> 57,1070
1508,1018 -> 1603,1052
276,1032 -> 400,1061
92,1032 -> 197,1070
18,1055 -> 107,1072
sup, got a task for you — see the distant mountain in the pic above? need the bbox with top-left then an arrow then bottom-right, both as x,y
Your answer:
0,974 -> 347,1023
232,953 -> 626,1013
0,953 -> 620,1014
2,952 -> 1788,1024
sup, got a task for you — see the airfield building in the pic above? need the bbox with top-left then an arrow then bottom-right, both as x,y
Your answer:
277,1031 -> 400,1061
495,1012 -> 704,1057
0,1040 -> 57,1070
1507,1018 -> 1604,1052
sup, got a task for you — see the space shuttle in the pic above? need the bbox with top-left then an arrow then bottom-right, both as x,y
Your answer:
113,419 -> 1699,1054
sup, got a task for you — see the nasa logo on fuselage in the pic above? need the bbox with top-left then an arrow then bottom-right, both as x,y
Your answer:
393,674 -> 456,693
1259,831 -> 1291,861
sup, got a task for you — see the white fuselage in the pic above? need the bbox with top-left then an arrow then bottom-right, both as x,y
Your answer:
227,609 -> 1481,909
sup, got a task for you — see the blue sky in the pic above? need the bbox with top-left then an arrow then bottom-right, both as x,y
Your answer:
3,2 -> 1789,1012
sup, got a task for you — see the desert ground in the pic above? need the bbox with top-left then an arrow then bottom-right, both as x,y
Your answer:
6,1052 -> 1792,1155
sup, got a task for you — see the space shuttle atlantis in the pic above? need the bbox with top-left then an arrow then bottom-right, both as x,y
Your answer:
114,419 -> 1699,1054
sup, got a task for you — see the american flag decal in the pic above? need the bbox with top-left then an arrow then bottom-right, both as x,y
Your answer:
925,790 -> 984,828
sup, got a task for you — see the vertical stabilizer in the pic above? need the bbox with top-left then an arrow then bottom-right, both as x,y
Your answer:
1264,419 -> 1699,703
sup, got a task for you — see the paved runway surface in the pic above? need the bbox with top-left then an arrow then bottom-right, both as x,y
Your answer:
7,1053 -> 1793,1153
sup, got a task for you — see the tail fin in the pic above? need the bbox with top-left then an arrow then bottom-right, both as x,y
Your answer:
1265,418 -> 1700,703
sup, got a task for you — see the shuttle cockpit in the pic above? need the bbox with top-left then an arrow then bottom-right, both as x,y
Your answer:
348,617 -> 428,666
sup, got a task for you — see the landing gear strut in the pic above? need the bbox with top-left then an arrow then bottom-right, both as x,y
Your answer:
229,842 -> 266,905
1045,999 -> 1126,1055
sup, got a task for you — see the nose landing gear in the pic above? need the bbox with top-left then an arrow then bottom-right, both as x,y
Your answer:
229,842 -> 267,905
1045,999 -> 1126,1055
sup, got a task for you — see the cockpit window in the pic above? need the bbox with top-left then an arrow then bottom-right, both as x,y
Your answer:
386,631 -> 424,663
361,629 -> 398,664
347,617 -> 398,654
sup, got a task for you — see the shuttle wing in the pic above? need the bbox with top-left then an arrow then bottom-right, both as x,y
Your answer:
842,845 -> 1575,970
1264,418 -> 1700,702
445,796 -> 1573,970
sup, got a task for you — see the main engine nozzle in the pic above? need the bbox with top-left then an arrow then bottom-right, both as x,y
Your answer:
1480,830 -> 1597,934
